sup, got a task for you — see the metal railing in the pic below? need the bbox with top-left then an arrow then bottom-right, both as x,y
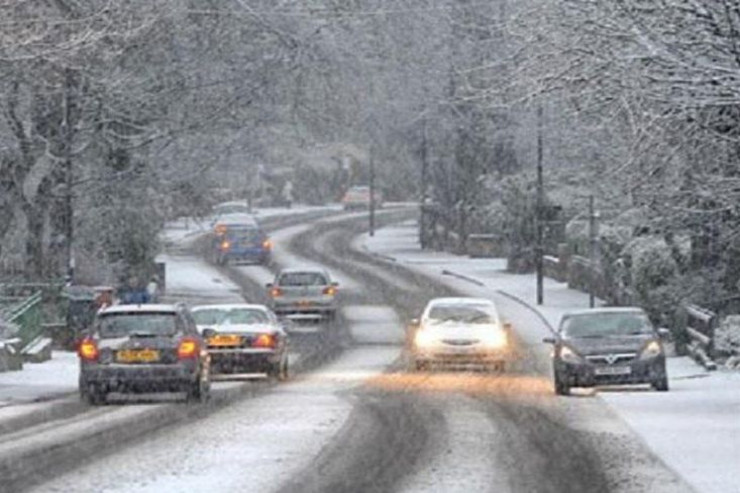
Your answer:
683,304 -> 717,371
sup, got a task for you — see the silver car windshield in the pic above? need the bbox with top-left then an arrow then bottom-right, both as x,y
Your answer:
561,313 -> 654,338
427,305 -> 496,324
97,313 -> 177,338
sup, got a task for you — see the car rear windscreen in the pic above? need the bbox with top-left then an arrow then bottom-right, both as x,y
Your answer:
278,272 -> 328,286
192,309 -> 227,326
97,313 -> 177,338
224,309 -> 270,324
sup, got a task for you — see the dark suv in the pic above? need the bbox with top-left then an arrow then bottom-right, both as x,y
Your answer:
543,307 -> 669,395
78,304 -> 210,404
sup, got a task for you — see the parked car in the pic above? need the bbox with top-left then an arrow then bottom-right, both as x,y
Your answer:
341,185 -> 383,210
266,267 -> 339,320
193,304 -> 289,380
409,297 -> 511,371
543,307 -> 669,395
77,304 -> 210,405
211,215 -> 271,265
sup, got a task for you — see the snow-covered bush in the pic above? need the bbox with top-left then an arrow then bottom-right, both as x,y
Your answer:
716,315 -> 740,358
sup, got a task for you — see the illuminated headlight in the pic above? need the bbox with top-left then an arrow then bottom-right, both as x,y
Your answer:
480,330 -> 507,348
559,345 -> 582,364
414,330 -> 437,348
640,340 -> 662,360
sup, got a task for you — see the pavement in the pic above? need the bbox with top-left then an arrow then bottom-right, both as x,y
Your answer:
357,218 -> 740,493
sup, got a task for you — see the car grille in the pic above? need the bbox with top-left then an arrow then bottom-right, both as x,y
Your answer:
442,339 -> 478,346
585,353 -> 637,366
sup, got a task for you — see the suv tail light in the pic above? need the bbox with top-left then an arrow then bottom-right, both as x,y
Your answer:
262,239 -> 272,250
323,286 -> 337,296
78,337 -> 99,361
253,334 -> 276,348
269,287 -> 282,297
220,240 -> 231,251
177,337 -> 200,360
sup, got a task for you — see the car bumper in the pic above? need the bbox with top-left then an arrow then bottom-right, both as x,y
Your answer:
555,357 -> 666,387
208,348 -> 281,374
414,347 -> 508,367
80,363 -> 199,391
222,249 -> 270,262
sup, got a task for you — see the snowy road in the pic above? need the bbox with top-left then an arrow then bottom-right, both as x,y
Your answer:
21,211 -> 697,492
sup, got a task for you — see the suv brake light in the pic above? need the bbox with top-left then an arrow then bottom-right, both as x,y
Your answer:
262,239 -> 272,250
253,334 -> 276,348
270,287 -> 282,297
177,337 -> 200,360
78,338 -> 99,361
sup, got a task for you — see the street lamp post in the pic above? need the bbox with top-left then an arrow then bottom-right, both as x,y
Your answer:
536,103 -> 544,306
369,149 -> 376,237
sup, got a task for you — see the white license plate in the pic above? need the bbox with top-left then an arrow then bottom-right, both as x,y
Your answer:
594,366 -> 632,376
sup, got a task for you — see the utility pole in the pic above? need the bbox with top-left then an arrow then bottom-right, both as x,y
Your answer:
536,103 -> 544,305
589,195 -> 599,308
369,149 -> 376,237
62,68 -> 75,284
419,119 -> 428,248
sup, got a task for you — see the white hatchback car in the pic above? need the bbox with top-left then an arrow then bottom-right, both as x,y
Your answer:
410,297 -> 511,372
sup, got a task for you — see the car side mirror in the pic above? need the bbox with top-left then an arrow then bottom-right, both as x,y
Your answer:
657,327 -> 671,339
542,336 -> 556,344
202,328 -> 216,339
265,283 -> 273,289
407,318 -> 420,332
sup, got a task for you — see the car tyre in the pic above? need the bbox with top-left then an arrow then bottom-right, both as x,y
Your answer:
651,375 -> 669,392
81,384 -> 106,406
187,372 -> 209,403
554,373 -> 570,396
278,356 -> 290,382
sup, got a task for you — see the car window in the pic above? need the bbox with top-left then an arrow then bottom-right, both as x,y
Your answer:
278,272 -> 328,286
561,313 -> 654,338
97,313 -> 177,338
225,309 -> 270,325
426,305 -> 497,325
192,309 -> 227,326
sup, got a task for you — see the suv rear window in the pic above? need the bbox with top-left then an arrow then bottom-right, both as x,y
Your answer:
97,313 -> 178,338
278,272 -> 328,286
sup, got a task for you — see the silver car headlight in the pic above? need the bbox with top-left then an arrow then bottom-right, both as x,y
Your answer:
639,340 -> 662,360
479,330 -> 507,349
414,330 -> 437,348
559,345 -> 582,364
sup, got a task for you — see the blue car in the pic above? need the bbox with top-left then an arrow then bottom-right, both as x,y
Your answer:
213,224 -> 272,266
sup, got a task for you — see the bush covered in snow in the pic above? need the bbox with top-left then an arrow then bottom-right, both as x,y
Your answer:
716,315 -> 740,357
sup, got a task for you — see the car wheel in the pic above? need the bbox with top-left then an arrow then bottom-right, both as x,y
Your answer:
651,375 -> 669,392
187,372 -> 209,403
81,384 -> 106,406
278,356 -> 290,382
554,373 -> 570,396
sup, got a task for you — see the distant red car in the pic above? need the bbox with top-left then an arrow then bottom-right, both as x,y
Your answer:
341,185 -> 383,210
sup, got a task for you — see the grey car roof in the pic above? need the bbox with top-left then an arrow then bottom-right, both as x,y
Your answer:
278,267 -> 330,275
99,304 -> 182,314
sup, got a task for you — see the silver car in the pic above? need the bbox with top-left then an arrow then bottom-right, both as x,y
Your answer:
409,297 -> 511,372
266,267 -> 339,320
192,304 -> 289,380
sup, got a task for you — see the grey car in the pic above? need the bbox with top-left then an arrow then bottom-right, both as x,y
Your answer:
543,307 -> 669,395
78,304 -> 210,405
266,267 -> 339,319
